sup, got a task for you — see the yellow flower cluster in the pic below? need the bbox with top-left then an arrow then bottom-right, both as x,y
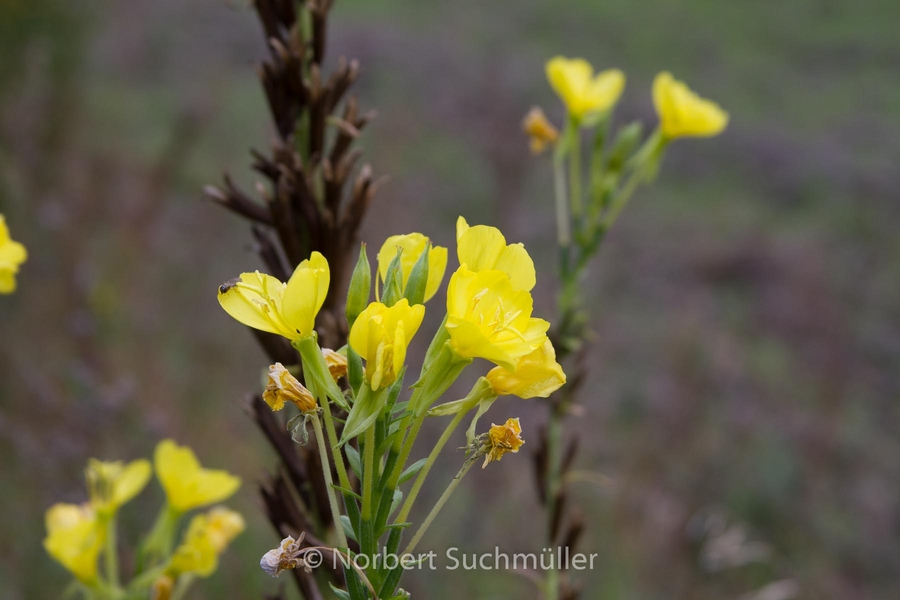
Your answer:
169,507 -> 245,578
44,441 -> 242,587
537,57 -> 728,140
0,215 -> 27,294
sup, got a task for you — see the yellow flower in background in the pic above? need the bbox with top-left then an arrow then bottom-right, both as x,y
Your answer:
43,503 -> 105,583
522,107 -> 559,154
321,348 -> 348,381
546,57 -> 625,120
85,458 -> 151,515
169,507 -> 245,578
263,363 -> 317,412
486,340 -> 566,399
483,418 -> 525,468
456,217 -> 535,292
653,72 -> 728,139
0,214 -> 27,295
154,440 -> 241,512
349,298 -> 425,391
217,252 -> 330,341
446,266 -> 549,370
377,232 -> 448,302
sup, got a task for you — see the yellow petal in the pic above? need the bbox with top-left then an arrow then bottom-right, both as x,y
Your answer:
425,245 -> 448,301
0,269 -> 17,294
154,440 -> 241,512
455,216 -> 470,243
494,243 -> 536,292
112,459 -> 152,508
457,224 -> 507,273
486,340 -> 566,399
653,71 -> 728,138
217,272 -> 290,337
349,302 -> 388,362
283,251 -> 330,338
44,503 -> 104,583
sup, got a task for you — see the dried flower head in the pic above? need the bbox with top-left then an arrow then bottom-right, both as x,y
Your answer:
522,107 -> 559,154
321,348 -> 349,381
263,363 -> 318,412
483,418 -> 525,468
151,575 -> 174,600
260,533 -> 313,578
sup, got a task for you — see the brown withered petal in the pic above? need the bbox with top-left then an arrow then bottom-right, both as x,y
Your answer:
263,363 -> 318,413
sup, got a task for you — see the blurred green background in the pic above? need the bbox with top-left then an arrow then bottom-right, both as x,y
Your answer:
2,0 -> 899,598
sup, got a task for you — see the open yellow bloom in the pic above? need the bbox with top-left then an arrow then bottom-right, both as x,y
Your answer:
154,440 -> 241,512
0,215 -> 27,294
546,57 -> 625,120
486,340 -> 566,399
43,503 -> 105,583
522,107 -> 559,154
377,232 -> 448,302
456,217 -> 535,292
169,507 -> 245,578
263,363 -> 317,412
483,418 -> 525,468
349,299 -> 425,391
217,252 -> 329,341
446,266 -> 549,370
85,458 -> 151,515
653,72 -> 728,139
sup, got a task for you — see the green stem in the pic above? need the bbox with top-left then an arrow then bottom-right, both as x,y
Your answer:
554,143 -> 570,248
170,574 -> 195,600
569,117 -> 582,218
103,515 -> 119,590
360,423 -> 377,558
599,167 -> 642,232
544,405 -> 565,600
312,413 -> 348,550
403,459 -> 476,556
395,407 -> 468,524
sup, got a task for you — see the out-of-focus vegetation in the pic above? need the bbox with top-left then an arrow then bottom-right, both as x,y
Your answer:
1,0 -> 898,598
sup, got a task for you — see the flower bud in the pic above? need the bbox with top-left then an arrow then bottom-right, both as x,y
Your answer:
522,107 -> 559,155
263,363 -> 317,413
346,243 -> 371,328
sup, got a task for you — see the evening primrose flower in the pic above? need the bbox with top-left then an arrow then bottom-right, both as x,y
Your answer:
0,215 -> 27,294
321,348 -> 348,381
263,363 -> 317,412
217,252 -> 329,341
653,72 -> 728,139
349,299 -> 425,391
85,458 -> 151,515
482,418 -> 525,468
169,507 -> 245,577
546,57 -> 625,120
486,340 -> 566,399
456,217 -> 535,292
154,440 -> 241,512
43,503 -> 105,583
445,266 -> 549,370
522,107 -> 559,154
377,232 -> 448,302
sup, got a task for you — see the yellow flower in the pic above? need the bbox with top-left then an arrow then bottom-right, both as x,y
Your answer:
486,340 -> 566,399
263,363 -> 317,412
653,72 -> 728,139
43,503 -> 105,583
446,266 -> 549,370
349,299 -> 425,391
377,232 -> 448,302
85,458 -> 151,515
0,214 -> 27,295
169,506 -> 245,578
522,107 -> 559,154
483,418 -> 525,468
456,216 -> 535,292
322,348 -> 348,381
546,57 -> 625,120
154,440 -> 241,512
217,252 -> 329,341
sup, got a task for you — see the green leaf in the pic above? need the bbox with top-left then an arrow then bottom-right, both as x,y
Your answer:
402,240 -> 430,305
380,246 -> 404,307
345,443 -> 362,479
339,384 -> 388,446
389,488 -> 403,518
332,484 -> 362,501
346,243 -> 371,329
398,458 -> 427,485
339,516 -> 358,543
329,582 -> 353,600
347,345 -> 364,397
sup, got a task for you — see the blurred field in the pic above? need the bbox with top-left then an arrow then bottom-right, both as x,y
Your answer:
1,0 -> 899,598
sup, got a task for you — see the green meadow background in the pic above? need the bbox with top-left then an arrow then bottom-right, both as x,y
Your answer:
2,0 -> 899,598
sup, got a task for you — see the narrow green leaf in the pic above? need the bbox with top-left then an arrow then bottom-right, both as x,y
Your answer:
339,385 -> 388,446
339,516 -> 358,543
398,458 -> 428,485
345,444 -> 362,479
